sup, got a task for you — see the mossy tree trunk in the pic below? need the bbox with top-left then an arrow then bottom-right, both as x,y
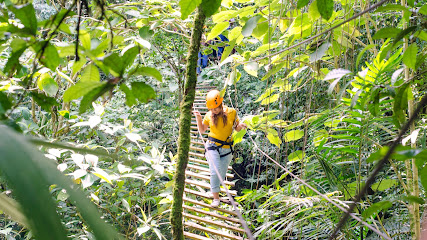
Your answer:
170,6 -> 206,240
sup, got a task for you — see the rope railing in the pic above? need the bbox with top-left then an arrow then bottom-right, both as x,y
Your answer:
247,134 -> 392,240
192,106 -> 255,240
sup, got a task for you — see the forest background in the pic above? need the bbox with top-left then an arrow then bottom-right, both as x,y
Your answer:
0,0 -> 426,239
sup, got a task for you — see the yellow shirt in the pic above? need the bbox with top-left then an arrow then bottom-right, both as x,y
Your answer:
203,106 -> 238,148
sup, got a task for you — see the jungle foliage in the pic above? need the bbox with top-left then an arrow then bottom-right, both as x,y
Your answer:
0,0 -> 426,239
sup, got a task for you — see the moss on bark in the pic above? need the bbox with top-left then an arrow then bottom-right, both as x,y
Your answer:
170,6 -> 206,240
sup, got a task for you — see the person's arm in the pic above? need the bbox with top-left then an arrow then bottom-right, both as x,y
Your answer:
234,119 -> 247,132
193,111 -> 209,133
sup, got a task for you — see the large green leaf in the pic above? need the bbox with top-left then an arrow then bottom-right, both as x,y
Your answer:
200,0 -> 222,17
31,92 -> 59,111
63,81 -> 105,102
317,0 -> 334,20
0,92 -> 12,115
0,193 -> 29,227
288,150 -> 305,162
33,42 -> 60,71
10,4 -> 37,35
131,82 -> 156,103
371,179 -> 398,191
362,201 -> 392,220
122,46 -> 139,70
37,73 -> 58,97
0,127 -> 120,239
133,67 -> 162,81
372,27 -> 400,40
79,84 -> 113,114
297,0 -> 310,9
284,129 -> 304,142
120,84 -> 137,107
102,53 -> 125,77
81,64 -> 100,82
308,0 -> 321,21
179,0 -> 202,19
242,15 -> 262,37
4,48 -> 25,75
266,128 -> 281,147
206,22 -> 229,41
402,43 -> 417,70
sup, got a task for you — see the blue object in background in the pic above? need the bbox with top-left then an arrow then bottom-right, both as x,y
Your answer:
197,34 -> 229,74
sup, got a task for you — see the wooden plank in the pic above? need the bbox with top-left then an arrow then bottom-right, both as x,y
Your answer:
190,145 -> 205,152
191,135 -> 208,141
188,157 -> 233,171
183,205 -> 241,223
185,179 -> 237,195
186,171 -> 235,187
191,131 -> 208,135
183,231 -> 211,240
183,213 -> 245,233
191,140 -> 204,146
184,222 -> 243,240
183,197 -> 238,216
189,151 -> 205,158
186,164 -> 234,179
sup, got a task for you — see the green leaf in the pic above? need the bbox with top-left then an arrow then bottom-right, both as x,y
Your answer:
356,44 -> 375,69
297,0 -> 310,9
242,15 -> 262,37
102,53 -> 125,77
284,129 -> 304,142
81,64 -> 100,82
63,81 -> 105,102
131,82 -> 156,103
10,4 -> 37,35
79,30 -> 91,50
0,92 -> 12,115
313,130 -> 328,147
362,201 -> 392,220
120,84 -> 137,107
372,179 -> 398,191
374,4 -> 410,14
37,73 -> 58,97
309,42 -> 330,62
317,0 -> 334,20
421,166 -> 427,192
220,38 -> 236,62
79,84 -> 111,114
206,22 -> 229,41
252,21 -> 269,39
200,0 -> 222,17
0,194 -> 29,227
0,127 -> 120,240
139,26 -> 154,39
393,26 -> 417,46
266,128 -> 281,147
419,5 -> 427,15
179,0 -> 202,19
261,93 -> 280,105
133,67 -> 162,81
366,146 -> 389,163
4,48 -> 25,75
308,0 -> 321,21
31,92 -> 59,111
402,43 -> 417,70
122,46 -> 139,70
372,27 -> 400,40
232,128 -> 246,145
32,42 -> 60,71
212,10 -> 238,23
402,195 -> 425,204
288,150 -> 305,162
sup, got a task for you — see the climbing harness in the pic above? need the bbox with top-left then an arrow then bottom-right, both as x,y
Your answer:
206,136 -> 234,158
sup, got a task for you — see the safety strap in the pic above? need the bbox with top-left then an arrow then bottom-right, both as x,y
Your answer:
206,136 -> 234,158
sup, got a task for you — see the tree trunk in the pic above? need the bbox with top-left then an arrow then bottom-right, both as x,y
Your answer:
170,7 -> 206,240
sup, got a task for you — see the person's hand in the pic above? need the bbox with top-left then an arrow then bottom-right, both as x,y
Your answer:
238,122 -> 247,129
193,111 -> 202,120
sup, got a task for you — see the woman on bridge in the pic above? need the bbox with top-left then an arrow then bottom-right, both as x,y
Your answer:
193,90 -> 247,207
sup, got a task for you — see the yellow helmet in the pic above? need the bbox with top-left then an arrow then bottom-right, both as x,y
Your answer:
206,90 -> 223,109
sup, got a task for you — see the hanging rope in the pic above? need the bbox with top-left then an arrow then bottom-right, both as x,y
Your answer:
193,107 -> 255,240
